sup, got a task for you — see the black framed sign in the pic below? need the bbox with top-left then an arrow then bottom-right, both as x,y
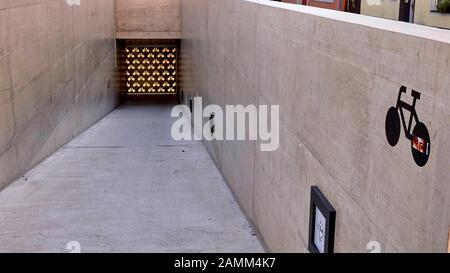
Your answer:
308,186 -> 336,253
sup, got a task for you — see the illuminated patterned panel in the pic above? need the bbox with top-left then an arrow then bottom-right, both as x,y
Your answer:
126,46 -> 177,94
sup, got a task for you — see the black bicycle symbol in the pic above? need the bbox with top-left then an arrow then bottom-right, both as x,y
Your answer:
385,86 -> 430,167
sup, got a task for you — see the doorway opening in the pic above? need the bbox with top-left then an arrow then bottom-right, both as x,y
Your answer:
117,39 -> 180,100
399,0 -> 415,22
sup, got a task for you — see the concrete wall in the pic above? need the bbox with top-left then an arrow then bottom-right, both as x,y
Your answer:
0,0 -> 119,189
414,0 -> 450,29
181,0 -> 450,252
361,0 -> 399,21
116,0 -> 181,39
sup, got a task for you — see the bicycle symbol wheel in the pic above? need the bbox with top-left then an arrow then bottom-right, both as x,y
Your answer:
385,107 -> 401,147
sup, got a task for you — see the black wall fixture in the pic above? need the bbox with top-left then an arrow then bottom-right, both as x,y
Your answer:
209,113 -> 215,135
308,186 -> 336,254
385,86 -> 430,167
189,97 -> 193,113
177,89 -> 184,104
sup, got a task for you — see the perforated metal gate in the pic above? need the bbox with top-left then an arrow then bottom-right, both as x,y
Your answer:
124,46 -> 178,95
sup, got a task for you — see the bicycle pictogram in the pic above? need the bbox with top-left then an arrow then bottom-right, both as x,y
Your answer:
385,86 -> 430,167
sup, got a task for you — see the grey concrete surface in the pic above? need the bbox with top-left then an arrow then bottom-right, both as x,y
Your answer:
181,0 -> 450,252
0,100 -> 264,253
116,0 -> 181,39
0,0 -> 120,190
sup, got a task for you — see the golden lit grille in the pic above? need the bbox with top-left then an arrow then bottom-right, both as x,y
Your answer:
125,46 -> 177,95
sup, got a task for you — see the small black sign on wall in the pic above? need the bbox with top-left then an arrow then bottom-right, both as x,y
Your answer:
308,186 -> 336,254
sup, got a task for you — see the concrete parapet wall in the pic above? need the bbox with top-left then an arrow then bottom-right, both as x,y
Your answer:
0,0 -> 120,190
180,0 -> 450,252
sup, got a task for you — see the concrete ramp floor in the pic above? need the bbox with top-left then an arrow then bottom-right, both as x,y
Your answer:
0,101 -> 264,253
